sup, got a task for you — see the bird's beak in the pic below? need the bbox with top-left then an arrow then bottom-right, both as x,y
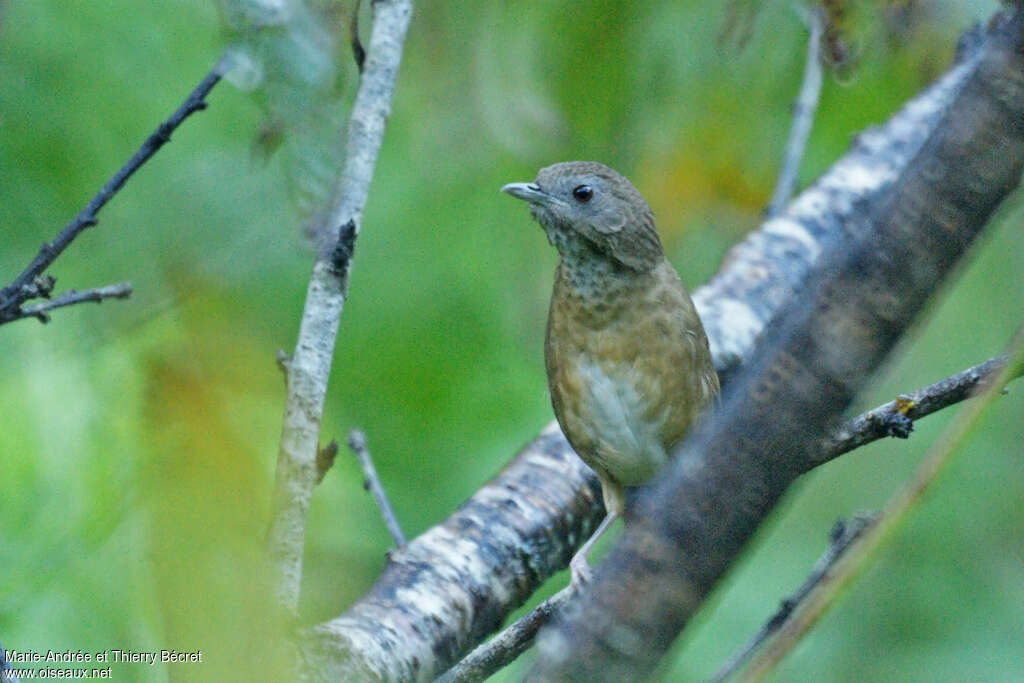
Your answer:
501,182 -> 555,206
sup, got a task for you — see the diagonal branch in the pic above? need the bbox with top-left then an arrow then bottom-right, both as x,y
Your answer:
710,515 -> 875,683
265,0 -> 413,612
435,588 -> 576,683
0,55 -> 229,324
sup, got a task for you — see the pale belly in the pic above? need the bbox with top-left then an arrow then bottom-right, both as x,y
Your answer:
566,358 -> 672,486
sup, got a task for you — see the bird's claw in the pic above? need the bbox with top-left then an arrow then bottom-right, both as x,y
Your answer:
569,556 -> 594,590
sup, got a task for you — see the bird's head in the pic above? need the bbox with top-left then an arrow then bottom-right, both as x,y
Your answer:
502,161 -> 663,272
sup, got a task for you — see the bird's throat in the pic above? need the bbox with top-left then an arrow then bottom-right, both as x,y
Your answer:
552,255 -> 655,330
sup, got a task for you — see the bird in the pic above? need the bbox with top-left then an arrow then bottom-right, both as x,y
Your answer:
502,161 -> 719,587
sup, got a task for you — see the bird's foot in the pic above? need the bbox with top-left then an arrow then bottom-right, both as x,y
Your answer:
569,556 -> 594,591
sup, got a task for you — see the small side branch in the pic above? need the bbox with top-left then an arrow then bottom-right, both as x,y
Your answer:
0,55 -> 229,323
2,282 -> 132,325
812,355 -> 1014,469
350,0 -> 366,73
766,4 -> 825,217
436,588 -> 575,683
709,515 -> 874,683
348,429 -> 405,548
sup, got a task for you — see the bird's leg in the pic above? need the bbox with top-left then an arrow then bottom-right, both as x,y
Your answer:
569,509 -> 619,589
570,478 -> 626,589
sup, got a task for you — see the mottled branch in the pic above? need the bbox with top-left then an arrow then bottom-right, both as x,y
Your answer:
436,354 -> 1018,681
738,332 -> 1024,682
693,33 -> 983,380
303,424 -> 601,681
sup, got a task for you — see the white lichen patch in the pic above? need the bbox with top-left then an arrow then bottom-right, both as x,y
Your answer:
832,160 -> 892,195
703,298 -> 762,363
763,217 -> 821,258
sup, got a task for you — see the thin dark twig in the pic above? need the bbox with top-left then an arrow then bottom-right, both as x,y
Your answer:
0,53 -> 230,321
436,588 -> 575,683
348,428 -> 406,547
813,355 -> 1015,469
766,4 -> 825,217
709,516 -> 875,683
3,282 -> 133,325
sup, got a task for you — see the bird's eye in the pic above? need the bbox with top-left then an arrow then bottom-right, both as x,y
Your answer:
572,185 -> 593,202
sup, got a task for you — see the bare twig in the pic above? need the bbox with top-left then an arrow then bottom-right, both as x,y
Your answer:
266,0 -> 413,611
436,587 -> 575,683
348,429 -> 405,547
1,282 -> 132,325
709,515 -> 875,683
813,355 -> 1015,468
766,4 -> 825,217
0,55 -> 229,324
738,326 -> 1024,682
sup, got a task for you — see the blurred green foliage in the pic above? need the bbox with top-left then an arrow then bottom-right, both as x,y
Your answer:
1,0 -> 1021,680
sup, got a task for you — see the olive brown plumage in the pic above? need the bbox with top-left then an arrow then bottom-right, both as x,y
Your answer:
502,162 -> 719,586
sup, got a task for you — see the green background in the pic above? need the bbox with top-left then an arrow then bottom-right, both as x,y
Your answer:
2,1 -> 1021,680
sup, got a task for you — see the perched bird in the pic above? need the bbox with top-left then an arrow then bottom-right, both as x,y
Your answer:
502,162 -> 719,587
